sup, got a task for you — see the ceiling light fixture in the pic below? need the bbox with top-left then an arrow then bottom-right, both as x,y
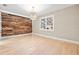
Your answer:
30,6 -> 38,20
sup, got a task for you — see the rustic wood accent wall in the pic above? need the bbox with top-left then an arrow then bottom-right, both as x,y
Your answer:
1,12 -> 32,36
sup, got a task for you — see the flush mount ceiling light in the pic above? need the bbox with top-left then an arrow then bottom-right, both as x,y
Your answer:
19,4 -> 41,12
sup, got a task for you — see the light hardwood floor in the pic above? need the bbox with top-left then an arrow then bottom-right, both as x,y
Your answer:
0,34 -> 79,55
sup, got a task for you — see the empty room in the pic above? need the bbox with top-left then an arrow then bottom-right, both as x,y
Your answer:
0,4 -> 79,55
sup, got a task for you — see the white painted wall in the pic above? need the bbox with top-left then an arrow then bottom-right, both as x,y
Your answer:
32,5 -> 79,42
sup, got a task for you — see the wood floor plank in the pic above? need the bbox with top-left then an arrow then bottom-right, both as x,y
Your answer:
0,34 -> 79,55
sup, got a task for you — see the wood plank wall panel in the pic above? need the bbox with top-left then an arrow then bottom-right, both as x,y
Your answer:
1,12 -> 32,36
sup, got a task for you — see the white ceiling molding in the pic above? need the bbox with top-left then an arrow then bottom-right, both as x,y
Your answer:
0,9 -> 30,18
0,4 -> 75,17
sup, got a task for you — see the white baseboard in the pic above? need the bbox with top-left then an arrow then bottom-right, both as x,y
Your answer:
1,33 -> 79,44
1,33 -> 32,40
33,33 -> 79,45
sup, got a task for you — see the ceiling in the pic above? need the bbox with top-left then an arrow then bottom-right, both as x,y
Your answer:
0,4 -> 74,17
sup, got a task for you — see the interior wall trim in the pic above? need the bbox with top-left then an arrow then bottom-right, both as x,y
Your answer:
0,9 -> 30,19
1,33 -> 32,40
33,33 -> 79,45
